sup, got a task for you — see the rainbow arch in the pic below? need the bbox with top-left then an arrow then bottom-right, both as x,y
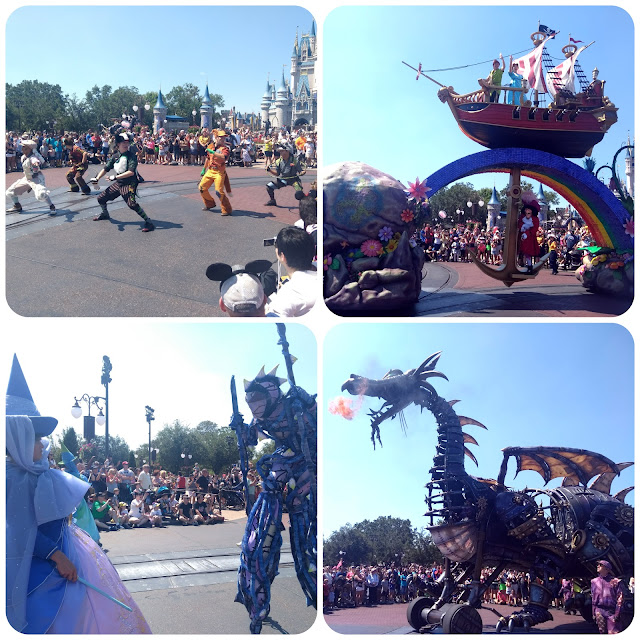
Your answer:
426,148 -> 633,251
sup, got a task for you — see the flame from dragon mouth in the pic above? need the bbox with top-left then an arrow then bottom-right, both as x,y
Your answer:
328,395 -> 364,420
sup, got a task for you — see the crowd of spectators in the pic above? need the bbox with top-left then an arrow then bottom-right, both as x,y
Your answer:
416,221 -> 595,271
6,126 -> 317,173
51,455 -> 262,531
324,562 -> 446,611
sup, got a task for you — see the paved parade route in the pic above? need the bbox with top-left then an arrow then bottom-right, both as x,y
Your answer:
324,601 -> 597,635
6,163 -> 316,317
99,511 -> 317,634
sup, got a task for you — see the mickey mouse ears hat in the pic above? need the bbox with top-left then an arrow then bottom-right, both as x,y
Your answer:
206,260 -> 272,313
6,354 -> 58,436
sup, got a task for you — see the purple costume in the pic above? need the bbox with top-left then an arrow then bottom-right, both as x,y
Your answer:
591,575 -> 623,634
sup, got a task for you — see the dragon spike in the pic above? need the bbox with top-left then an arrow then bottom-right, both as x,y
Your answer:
256,365 -> 266,378
613,487 -> 634,503
267,364 -> 279,377
416,351 -> 442,373
278,377 -> 288,386
459,416 -> 488,430
464,447 -> 479,466
463,432 -> 479,446
243,379 -> 251,391
421,371 -> 449,382
290,356 -> 298,365
448,399 -> 461,406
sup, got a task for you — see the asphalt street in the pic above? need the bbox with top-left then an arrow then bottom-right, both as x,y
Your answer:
5,162 -> 316,317
101,511 -> 317,634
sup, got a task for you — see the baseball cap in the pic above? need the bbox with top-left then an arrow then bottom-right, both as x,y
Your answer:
220,272 -> 265,314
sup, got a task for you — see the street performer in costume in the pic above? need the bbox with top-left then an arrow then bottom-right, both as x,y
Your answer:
199,129 -> 232,216
591,560 -> 624,634
64,138 -> 91,195
264,143 -> 306,206
5,355 -> 151,633
90,132 -> 155,232
6,139 -> 56,216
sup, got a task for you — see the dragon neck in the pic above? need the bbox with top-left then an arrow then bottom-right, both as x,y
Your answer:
430,394 -> 468,480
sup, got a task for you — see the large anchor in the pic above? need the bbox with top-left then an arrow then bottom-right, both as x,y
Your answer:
469,168 -> 550,287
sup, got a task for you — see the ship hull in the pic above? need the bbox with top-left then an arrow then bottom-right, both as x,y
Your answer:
453,102 -> 608,158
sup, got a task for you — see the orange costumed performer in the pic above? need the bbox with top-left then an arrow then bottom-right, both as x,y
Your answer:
199,129 -> 232,216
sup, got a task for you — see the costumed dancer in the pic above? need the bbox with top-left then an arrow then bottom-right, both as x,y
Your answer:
517,196 -> 540,273
90,132 -> 155,232
60,443 -> 101,544
264,143 -> 306,206
486,54 -> 505,103
64,137 -> 92,195
591,561 -> 624,634
6,138 -> 56,216
232,325 -> 317,633
199,129 -> 233,216
5,355 -> 152,633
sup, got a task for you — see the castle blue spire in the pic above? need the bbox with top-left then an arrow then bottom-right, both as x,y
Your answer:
489,186 -> 500,205
277,68 -> 287,92
201,84 -> 212,107
310,20 -> 316,37
154,89 -> 166,110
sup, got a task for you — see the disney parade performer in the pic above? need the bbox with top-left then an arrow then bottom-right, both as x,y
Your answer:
6,139 -> 56,216
264,143 -> 306,206
591,560 -> 624,634
6,355 -> 151,633
199,129 -> 232,215
90,132 -> 155,232
64,138 -> 92,195
517,198 -> 540,273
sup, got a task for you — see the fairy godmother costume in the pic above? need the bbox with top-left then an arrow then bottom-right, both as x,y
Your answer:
5,355 -> 151,633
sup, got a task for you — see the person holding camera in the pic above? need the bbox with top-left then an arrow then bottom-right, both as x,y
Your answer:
90,492 -> 119,531
266,226 -> 317,317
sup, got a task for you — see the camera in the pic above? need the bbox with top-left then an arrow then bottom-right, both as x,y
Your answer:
263,237 -> 276,247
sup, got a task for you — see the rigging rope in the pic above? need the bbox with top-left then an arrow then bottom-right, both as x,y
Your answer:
420,47 -> 570,74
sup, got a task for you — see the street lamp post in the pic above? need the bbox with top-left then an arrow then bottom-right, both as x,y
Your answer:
72,356 -> 111,457
192,109 -> 197,126
466,199 -> 485,226
145,405 -> 155,465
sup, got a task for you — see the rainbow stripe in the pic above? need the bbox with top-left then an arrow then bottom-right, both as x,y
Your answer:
427,149 -> 633,251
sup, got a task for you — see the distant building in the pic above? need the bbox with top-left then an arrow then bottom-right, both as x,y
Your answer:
261,21 -> 318,131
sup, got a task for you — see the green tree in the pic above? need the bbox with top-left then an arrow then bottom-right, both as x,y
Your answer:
6,80 -> 67,132
323,524 -> 372,566
152,419 -> 201,474
60,426 -> 81,456
251,439 -> 276,464
428,182 -> 482,226
84,434 -> 132,466
405,528 -> 444,566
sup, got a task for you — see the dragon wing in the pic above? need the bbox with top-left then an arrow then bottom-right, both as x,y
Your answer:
498,446 -> 619,486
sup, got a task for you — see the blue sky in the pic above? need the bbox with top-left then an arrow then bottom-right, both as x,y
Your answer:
5,5 -> 314,115
2,322 -> 316,451
323,323 -> 634,536
323,5 -> 634,197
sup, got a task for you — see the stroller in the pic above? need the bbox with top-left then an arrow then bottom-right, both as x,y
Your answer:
219,482 -> 246,510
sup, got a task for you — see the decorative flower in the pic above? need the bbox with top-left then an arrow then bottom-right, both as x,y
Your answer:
623,217 -> 634,237
361,238 -> 383,257
406,177 -> 430,201
378,226 -> 394,242
386,238 -> 399,253
401,208 -> 415,223
323,254 -> 332,271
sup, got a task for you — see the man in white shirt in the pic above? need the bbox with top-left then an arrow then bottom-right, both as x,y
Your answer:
137,464 -> 152,492
267,226 -> 316,317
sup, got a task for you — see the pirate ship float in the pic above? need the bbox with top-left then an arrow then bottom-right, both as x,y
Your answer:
429,28 -> 618,158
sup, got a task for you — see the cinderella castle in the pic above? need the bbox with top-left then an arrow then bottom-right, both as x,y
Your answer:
152,20 -> 317,134
260,20 -> 318,131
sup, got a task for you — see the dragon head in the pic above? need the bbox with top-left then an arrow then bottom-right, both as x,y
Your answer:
341,374 -> 368,396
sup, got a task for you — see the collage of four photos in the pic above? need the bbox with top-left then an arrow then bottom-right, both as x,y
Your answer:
3,2 -> 637,637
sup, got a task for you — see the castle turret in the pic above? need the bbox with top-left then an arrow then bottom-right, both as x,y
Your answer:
261,79 -> 272,131
625,135 -> 634,198
153,90 -> 167,134
486,186 -> 501,231
536,183 -> 548,224
200,85 -> 214,130
275,69 -> 289,129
